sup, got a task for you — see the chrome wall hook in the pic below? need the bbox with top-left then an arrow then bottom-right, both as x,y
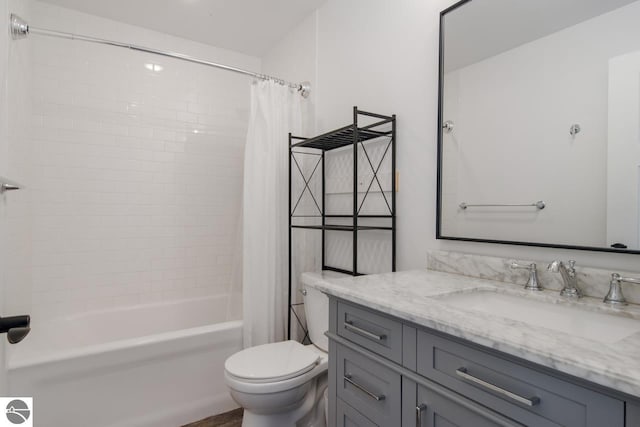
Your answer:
0,177 -> 23,194
569,124 -> 581,137
1,184 -> 20,193
442,120 -> 454,133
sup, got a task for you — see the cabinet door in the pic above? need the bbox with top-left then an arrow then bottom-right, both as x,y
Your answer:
337,398 -> 378,427
411,380 -> 524,427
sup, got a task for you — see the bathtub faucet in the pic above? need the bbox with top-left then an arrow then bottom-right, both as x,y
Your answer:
0,315 -> 31,344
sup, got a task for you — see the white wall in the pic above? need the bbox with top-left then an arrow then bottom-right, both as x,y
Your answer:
9,1 -> 257,322
262,0 -> 640,275
607,51 -> 640,250
0,0 -> 9,396
1,0 -> 33,395
441,3 -> 640,248
5,0 -> 33,323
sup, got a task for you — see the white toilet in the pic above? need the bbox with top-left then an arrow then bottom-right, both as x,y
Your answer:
224,278 -> 330,427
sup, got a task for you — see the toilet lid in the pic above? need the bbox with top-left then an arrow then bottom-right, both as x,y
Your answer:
225,340 -> 320,382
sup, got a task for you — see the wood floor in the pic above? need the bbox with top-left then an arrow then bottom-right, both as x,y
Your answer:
182,408 -> 243,427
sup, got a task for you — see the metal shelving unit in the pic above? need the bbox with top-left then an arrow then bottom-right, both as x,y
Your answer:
288,107 -> 396,340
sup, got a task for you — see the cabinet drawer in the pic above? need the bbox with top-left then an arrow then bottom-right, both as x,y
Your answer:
337,300 -> 403,363
336,343 -> 401,426
337,398 -> 378,427
416,381 -> 524,427
417,330 -> 623,427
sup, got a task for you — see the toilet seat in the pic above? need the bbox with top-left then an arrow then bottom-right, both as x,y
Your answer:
225,340 -> 321,383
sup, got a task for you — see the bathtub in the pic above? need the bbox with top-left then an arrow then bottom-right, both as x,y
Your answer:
7,296 -> 243,427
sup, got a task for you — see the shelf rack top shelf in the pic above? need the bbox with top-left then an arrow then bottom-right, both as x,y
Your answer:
291,125 -> 392,151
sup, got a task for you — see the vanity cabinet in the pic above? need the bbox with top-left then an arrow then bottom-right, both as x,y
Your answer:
327,298 -> 632,427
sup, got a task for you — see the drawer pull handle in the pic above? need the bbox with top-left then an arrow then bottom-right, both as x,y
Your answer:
344,320 -> 386,341
456,367 -> 540,407
416,404 -> 427,427
344,374 -> 385,401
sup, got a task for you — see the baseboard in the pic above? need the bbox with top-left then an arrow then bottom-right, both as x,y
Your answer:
113,393 -> 240,427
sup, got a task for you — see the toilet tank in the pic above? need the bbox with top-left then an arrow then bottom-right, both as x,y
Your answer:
301,271 -> 348,352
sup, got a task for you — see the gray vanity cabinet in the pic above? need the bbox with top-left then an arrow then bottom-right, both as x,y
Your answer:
327,297 -> 631,427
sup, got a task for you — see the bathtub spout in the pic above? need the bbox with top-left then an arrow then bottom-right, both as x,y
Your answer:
0,315 -> 31,344
7,327 -> 30,344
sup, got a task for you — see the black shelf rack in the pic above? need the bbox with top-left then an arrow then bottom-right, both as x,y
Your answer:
288,107 -> 396,340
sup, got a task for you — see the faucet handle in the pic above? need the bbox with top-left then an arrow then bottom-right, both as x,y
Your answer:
547,260 -> 561,272
615,274 -> 640,285
548,259 -> 576,274
510,262 -> 543,291
510,261 -> 535,271
604,273 -> 640,306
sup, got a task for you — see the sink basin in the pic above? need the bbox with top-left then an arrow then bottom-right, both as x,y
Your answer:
436,290 -> 640,344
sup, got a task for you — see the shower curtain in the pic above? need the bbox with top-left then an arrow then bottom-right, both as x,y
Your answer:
242,80 -> 305,348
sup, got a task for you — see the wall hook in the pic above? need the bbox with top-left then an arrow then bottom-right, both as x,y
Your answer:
442,120 -> 454,133
0,176 -> 22,194
569,124 -> 581,136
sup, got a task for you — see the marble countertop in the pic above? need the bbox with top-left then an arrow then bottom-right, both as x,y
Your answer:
303,269 -> 640,398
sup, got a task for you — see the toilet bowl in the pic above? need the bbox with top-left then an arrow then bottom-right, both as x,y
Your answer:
224,272 -> 340,427
225,341 -> 328,427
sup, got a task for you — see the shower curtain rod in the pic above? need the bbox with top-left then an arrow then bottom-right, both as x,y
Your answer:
9,14 -> 311,98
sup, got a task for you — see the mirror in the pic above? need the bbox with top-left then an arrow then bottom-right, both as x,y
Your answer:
437,0 -> 640,253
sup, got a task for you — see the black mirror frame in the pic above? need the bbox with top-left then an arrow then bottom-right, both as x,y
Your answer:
435,0 -> 640,255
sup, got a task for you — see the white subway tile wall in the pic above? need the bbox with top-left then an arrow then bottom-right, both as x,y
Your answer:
18,1 -> 256,321
4,0 -> 34,322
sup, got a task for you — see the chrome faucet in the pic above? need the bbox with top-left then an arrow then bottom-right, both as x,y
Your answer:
510,262 -> 542,291
603,273 -> 640,306
547,260 -> 581,299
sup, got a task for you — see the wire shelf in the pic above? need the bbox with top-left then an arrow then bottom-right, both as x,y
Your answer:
292,125 -> 392,151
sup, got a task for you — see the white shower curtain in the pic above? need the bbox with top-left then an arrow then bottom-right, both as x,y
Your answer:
242,80 -> 305,348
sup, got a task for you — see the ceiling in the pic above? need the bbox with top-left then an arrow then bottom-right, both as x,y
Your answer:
444,0 -> 639,71
37,0 -> 324,57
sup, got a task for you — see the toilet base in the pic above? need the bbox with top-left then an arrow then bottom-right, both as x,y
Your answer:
235,374 -> 327,427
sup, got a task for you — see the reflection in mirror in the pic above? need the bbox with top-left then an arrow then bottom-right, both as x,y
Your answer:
438,0 -> 640,253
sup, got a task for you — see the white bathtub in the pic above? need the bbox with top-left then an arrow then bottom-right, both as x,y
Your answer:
7,296 -> 243,427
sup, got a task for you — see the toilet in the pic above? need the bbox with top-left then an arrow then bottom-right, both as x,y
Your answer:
224,276 -> 330,427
